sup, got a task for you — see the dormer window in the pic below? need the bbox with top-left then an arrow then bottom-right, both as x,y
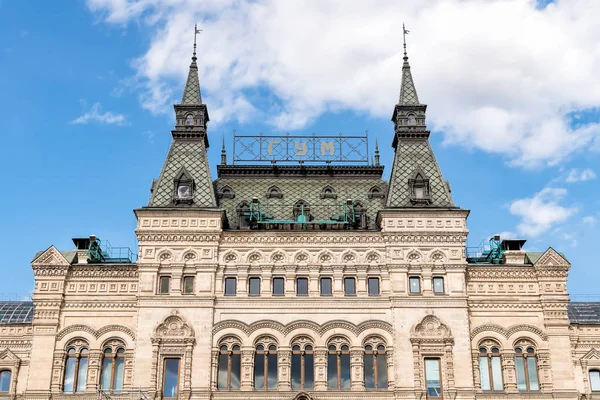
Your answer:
185,114 -> 194,126
368,186 -> 385,199
218,185 -> 235,199
407,114 -> 416,126
173,168 -> 194,205
320,185 -> 337,199
266,185 -> 283,199
408,166 -> 431,205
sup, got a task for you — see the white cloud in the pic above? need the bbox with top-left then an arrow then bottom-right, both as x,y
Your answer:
565,168 -> 597,183
509,187 -> 578,237
583,216 -> 597,225
71,102 -> 127,125
86,0 -> 600,167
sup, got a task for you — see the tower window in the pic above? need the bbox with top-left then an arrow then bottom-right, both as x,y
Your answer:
408,167 -> 431,205
407,114 -> 416,125
185,114 -> 194,126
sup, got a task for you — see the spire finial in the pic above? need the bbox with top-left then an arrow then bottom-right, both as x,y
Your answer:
374,138 -> 380,166
403,23 -> 410,62
221,134 -> 227,165
192,24 -> 202,62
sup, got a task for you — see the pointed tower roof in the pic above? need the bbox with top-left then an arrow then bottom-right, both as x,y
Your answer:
181,25 -> 203,106
398,24 -> 420,105
386,25 -> 455,208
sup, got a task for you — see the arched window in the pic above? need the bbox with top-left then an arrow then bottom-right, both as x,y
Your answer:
514,343 -> 539,391
590,370 -> 600,391
291,341 -> 314,390
293,200 -> 311,223
254,339 -> 278,390
185,114 -> 194,126
320,185 -> 337,199
478,342 -> 503,391
217,343 -> 241,390
266,185 -> 283,199
63,343 -> 89,393
407,114 -> 416,125
236,201 -> 251,229
327,339 -> 350,390
368,186 -> 385,199
0,370 -> 11,392
101,341 -> 126,390
364,342 -> 387,389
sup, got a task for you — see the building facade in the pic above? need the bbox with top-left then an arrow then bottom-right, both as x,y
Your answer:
2,39 -> 600,400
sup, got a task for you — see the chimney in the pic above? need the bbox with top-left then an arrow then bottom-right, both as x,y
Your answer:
501,239 -> 527,264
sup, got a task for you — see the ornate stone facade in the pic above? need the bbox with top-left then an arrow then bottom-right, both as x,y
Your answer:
1,35 -> 599,400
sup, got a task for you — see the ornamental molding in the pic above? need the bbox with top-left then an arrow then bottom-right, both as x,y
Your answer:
0,348 -> 19,362
411,314 -> 452,340
470,323 -> 548,341
68,266 -> 138,279
62,302 -> 137,309
467,268 -> 536,280
581,348 -> 600,360
137,234 -> 220,243
213,319 -> 393,337
55,324 -> 136,341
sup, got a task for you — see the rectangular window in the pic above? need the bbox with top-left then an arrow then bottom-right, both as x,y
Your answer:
297,278 -> 308,296
368,277 -> 380,296
320,278 -> 332,296
479,357 -> 491,391
409,276 -> 421,294
344,277 -> 356,296
425,358 -> 442,398
527,357 -> 539,391
433,277 -> 444,294
183,276 -> 194,294
590,370 -> 600,391
515,357 -> 526,390
248,277 -> 261,296
224,277 -> 237,296
272,277 -> 285,296
159,276 -> 170,294
162,359 -> 180,399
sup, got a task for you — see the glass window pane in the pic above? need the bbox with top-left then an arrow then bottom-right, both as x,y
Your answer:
590,370 -> 600,391
0,371 -> 10,392
364,354 -> 375,388
291,353 -> 301,389
267,353 -> 278,389
217,353 -> 228,389
491,356 -> 503,391
433,277 -> 444,293
77,357 -> 88,392
273,278 -> 285,296
340,353 -> 351,389
101,357 -> 112,390
114,357 -> 124,390
344,278 -> 356,296
479,357 -> 491,390
327,353 -> 337,388
63,357 -> 76,392
409,277 -> 421,293
160,277 -> 170,294
254,353 -> 264,389
515,357 -> 527,390
231,353 -> 241,389
183,277 -> 194,294
425,359 -> 441,397
225,278 -> 237,296
527,357 -> 539,391
163,359 -> 179,398
377,353 -> 387,388
368,278 -> 380,296
304,353 -> 314,388
297,278 -> 308,296
249,277 -> 261,296
321,278 -> 332,296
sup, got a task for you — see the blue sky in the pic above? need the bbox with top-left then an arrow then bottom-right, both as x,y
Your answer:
1,0 -> 599,298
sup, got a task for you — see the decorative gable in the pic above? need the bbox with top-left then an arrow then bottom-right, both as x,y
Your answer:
534,247 -> 570,268
31,246 -> 70,267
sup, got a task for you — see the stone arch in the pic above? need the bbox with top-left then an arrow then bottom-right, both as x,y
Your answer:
246,251 -> 263,264
294,250 -> 311,263
181,249 -> 198,262
222,250 -> 238,264
284,320 -> 321,338
56,324 -> 96,342
253,334 -> 280,347
213,320 -> 250,336
217,335 -> 244,350
362,334 -> 388,348
341,250 -> 358,264
470,324 -> 507,340
429,250 -> 447,263
317,250 -> 335,264
270,251 -> 287,264
411,314 -> 452,339
406,249 -> 424,263
506,324 -> 548,342
364,250 -> 381,264
157,249 -> 174,263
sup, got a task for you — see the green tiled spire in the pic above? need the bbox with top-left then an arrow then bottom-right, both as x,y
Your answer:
386,27 -> 455,208
147,25 -> 216,208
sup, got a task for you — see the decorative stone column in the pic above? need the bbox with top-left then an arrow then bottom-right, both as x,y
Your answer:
350,348 -> 364,390
471,350 -> 481,390
313,347 -> 328,390
210,349 -> 219,391
386,349 -> 395,389
87,350 -> 102,392
240,348 -> 254,390
278,348 -> 292,390
444,343 -> 457,400
182,343 -> 194,399
538,350 -> 554,392
50,349 -> 65,394
501,351 -> 518,393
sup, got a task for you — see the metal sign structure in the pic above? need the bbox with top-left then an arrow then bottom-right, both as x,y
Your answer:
233,132 -> 369,164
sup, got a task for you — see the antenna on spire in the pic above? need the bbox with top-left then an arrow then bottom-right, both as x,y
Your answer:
221,134 -> 227,165
193,24 -> 202,61
374,138 -> 380,166
402,23 -> 410,58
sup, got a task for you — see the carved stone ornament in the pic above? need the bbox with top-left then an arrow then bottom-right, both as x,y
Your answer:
183,252 -> 197,261
159,252 -> 172,262
248,252 -> 262,264
407,251 -> 421,261
319,253 -> 333,263
343,253 -> 356,263
411,315 -> 452,339
224,252 -> 237,263
155,314 -> 194,338
366,252 -> 380,263
431,251 -> 445,262
271,252 -> 285,263
295,252 -> 309,263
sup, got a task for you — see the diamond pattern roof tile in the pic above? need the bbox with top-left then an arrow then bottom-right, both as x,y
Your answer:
568,302 -> 600,325
181,60 -> 202,106
399,61 -> 419,105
